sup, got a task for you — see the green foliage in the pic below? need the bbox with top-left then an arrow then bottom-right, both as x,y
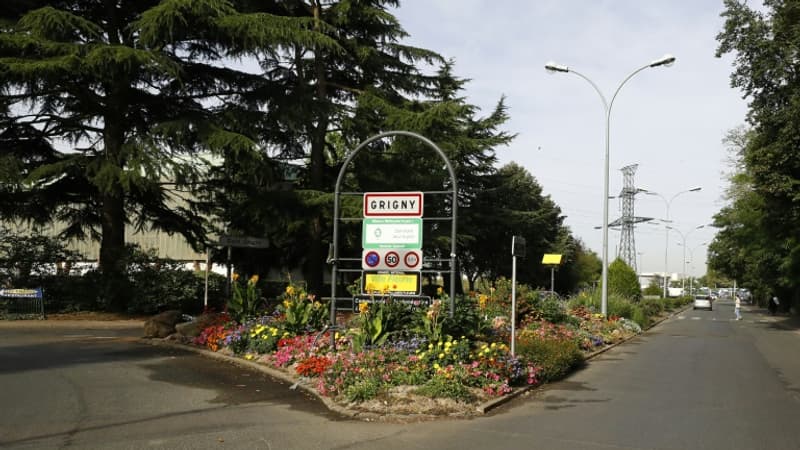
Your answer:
351,303 -> 390,352
567,289 -> 634,320
344,378 -> 385,403
643,279 -> 663,296
444,295 -> 490,339
276,284 -> 328,334
608,258 -> 641,300
515,335 -> 583,383
227,274 -> 265,323
0,227 -> 81,286
714,1 -> 800,309
0,1 -> 336,311
416,299 -> 448,343
125,245 -> 225,315
518,290 -> 569,324
414,374 -> 476,402
631,307 -> 651,329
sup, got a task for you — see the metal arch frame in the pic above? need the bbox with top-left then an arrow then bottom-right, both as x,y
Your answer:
329,131 -> 459,331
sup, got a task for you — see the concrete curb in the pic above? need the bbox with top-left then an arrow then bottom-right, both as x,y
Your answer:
141,304 -> 693,420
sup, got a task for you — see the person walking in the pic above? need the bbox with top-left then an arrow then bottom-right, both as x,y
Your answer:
735,295 -> 742,320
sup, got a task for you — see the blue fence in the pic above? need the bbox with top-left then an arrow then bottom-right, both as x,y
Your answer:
0,288 -> 45,319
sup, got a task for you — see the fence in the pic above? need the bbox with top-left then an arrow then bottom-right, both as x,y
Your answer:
0,288 -> 45,319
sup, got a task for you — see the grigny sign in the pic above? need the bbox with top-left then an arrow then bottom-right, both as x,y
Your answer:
361,192 -> 424,296
363,192 -> 423,217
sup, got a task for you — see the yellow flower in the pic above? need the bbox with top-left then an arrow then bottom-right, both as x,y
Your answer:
285,285 -> 295,295
437,286 -> 443,295
358,301 -> 369,314
244,354 -> 254,360
249,274 -> 259,284
438,353 -> 444,359
232,273 -> 240,281
283,300 -> 292,309
433,363 -> 440,370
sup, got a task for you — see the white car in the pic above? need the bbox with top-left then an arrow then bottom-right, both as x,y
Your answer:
693,295 -> 713,311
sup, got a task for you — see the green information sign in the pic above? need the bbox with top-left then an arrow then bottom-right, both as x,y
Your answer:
362,218 -> 422,249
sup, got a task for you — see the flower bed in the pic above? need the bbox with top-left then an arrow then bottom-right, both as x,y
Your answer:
184,280 -> 684,416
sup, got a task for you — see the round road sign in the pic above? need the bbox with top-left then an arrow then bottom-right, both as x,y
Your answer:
404,251 -> 420,269
364,251 -> 380,268
384,251 -> 400,268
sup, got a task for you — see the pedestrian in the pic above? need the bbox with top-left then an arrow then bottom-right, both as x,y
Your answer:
735,295 -> 742,320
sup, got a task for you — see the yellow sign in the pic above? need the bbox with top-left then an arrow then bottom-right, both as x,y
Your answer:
541,254 -> 563,265
361,272 -> 420,295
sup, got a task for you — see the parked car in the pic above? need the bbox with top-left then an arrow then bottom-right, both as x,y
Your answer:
693,295 -> 713,311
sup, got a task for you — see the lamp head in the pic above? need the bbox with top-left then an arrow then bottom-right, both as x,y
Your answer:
650,54 -> 676,68
544,61 -> 570,73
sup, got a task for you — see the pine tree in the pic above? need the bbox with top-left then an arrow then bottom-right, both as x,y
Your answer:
0,0 -> 334,310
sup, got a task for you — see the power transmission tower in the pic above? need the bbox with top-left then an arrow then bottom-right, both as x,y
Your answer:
609,164 -> 651,272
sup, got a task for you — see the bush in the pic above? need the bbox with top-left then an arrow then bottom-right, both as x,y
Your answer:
638,298 -> 664,318
515,333 -> 583,383
414,374 -> 476,402
608,258 -> 641,300
344,378 -> 384,402
631,307 -> 651,329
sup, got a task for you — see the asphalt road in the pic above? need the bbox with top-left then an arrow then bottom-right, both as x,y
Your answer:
1,302 -> 799,449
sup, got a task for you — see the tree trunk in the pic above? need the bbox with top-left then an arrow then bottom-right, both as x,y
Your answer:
99,185 -> 130,312
305,1 -> 327,295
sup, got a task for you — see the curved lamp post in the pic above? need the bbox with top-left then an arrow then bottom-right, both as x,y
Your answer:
668,224 -> 705,293
545,54 -> 675,315
645,187 -> 701,297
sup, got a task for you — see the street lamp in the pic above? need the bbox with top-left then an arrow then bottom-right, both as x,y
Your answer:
546,54 -> 676,315
645,187 -> 701,297
669,225 -> 705,293
684,242 -> 708,295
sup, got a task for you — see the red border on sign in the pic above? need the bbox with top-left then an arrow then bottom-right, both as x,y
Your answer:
384,251 -> 400,268
364,250 -> 380,268
364,192 -> 423,217
404,250 -> 420,269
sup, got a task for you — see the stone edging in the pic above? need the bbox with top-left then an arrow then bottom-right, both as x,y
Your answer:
141,304 -> 691,420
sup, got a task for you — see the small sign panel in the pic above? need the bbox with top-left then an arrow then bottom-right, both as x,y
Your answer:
361,272 -> 421,295
362,218 -> 422,249
218,235 -> 270,248
361,249 -> 422,271
364,192 -> 423,217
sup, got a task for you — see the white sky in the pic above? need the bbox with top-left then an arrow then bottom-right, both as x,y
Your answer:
392,0 -> 751,277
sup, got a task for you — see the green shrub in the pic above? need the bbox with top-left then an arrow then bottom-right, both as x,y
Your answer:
639,298 -> 664,318
515,335 -> 583,383
631,306 -> 651,329
344,378 -> 384,402
414,374 -> 476,402
608,258 -> 641,300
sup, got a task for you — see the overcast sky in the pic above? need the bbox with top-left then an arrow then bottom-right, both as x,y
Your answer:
391,0 -> 751,278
